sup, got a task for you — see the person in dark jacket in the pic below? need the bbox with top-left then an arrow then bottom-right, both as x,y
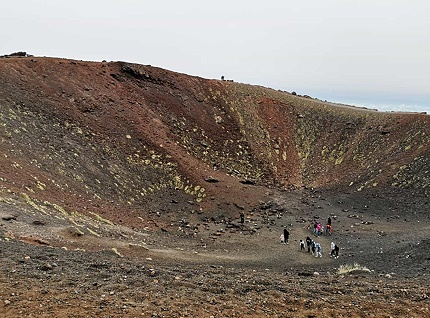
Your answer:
283,228 -> 290,244
306,236 -> 313,253
330,242 -> 340,258
334,244 -> 340,258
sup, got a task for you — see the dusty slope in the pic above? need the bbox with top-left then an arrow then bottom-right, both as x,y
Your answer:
0,55 -> 429,317
0,57 -> 428,221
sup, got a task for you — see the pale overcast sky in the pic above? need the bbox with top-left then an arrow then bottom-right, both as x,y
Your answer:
2,0 -> 429,113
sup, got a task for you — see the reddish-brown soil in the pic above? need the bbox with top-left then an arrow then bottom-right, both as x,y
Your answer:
0,55 -> 429,317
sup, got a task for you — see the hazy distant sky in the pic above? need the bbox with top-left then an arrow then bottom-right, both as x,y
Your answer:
2,0 -> 429,113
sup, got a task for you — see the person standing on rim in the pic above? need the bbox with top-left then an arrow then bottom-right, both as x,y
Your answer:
283,227 -> 290,244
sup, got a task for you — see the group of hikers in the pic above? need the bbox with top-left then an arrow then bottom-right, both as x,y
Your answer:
312,217 -> 333,236
299,236 -> 339,258
280,216 -> 340,258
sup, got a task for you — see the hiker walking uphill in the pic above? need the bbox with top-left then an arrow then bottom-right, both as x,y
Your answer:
325,223 -> 333,236
314,242 -> 322,257
334,244 -> 339,258
316,223 -> 322,236
330,242 -> 340,258
300,239 -> 305,251
325,216 -> 333,235
283,228 -> 290,244
312,221 -> 323,236
306,236 -> 313,253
